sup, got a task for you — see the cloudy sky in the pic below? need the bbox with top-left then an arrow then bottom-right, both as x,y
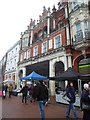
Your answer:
0,0 -> 60,60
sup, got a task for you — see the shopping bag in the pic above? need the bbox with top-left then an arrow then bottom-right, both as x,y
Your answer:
82,102 -> 90,110
62,93 -> 70,102
3,91 -> 5,96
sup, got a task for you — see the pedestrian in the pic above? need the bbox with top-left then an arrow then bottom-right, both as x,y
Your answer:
14,84 -> 17,89
28,83 -> 34,103
65,82 -> 78,120
43,81 -> 49,106
2,83 -> 6,99
20,83 -> 29,104
8,84 -> 13,98
36,80 -> 49,120
4,84 -> 8,98
80,83 -> 90,120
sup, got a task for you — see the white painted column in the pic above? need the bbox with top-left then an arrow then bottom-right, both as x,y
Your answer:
64,54 -> 68,71
21,67 -> 26,86
15,68 -> 19,88
23,67 -> 26,77
66,26 -> 70,45
64,54 -> 72,88
64,54 -> 68,88
49,60 -> 55,96
67,54 -> 72,67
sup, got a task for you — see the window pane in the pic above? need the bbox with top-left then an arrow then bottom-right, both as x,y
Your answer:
43,42 -> 47,53
27,50 -> 30,59
76,23 -> 81,32
55,36 -> 60,48
34,46 -> 38,56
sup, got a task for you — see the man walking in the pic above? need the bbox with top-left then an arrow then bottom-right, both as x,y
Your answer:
36,80 -> 48,120
65,82 -> 78,120
21,83 -> 28,104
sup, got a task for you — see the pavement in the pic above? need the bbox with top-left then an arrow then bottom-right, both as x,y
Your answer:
1,95 -> 83,119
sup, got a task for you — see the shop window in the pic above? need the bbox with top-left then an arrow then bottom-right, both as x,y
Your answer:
78,58 -> 90,74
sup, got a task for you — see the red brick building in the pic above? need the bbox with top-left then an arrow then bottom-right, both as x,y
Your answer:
18,1 -> 90,96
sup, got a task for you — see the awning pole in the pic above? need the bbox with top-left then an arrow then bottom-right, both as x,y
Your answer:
78,79 -> 82,97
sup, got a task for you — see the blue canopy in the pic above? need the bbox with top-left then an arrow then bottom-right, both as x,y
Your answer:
20,71 -> 48,81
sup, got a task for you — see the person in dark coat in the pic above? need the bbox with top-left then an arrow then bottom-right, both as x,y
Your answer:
80,83 -> 90,120
65,82 -> 78,119
4,84 -> 8,97
36,80 -> 48,120
21,83 -> 29,104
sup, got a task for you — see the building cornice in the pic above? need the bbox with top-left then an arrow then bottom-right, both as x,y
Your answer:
18,47 -> 66,68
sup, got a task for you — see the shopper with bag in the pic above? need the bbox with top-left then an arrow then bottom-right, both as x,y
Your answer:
65,82 -> 78,120
80,83 -> 90,120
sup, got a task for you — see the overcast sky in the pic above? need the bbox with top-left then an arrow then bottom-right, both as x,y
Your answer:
0,0 -> 60,60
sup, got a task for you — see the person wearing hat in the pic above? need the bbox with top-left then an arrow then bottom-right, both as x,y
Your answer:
81,83 -> 90,120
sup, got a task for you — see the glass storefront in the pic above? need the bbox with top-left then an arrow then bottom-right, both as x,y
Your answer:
78,58 -> 90,74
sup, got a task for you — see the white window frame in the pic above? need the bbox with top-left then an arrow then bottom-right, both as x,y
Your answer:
42,41 -> 47,53
25,37 -> 28,46
22,37 -> 28,47
20,53 -> 24,61
54,34 -> 62,49
84,21 -> 88,30
27,50 -> 30,59
24,52 -> 26,59
49,39 -> 52,49
76,22 -> 81,32
33,46 -> 38,56
53,19 -> 56,29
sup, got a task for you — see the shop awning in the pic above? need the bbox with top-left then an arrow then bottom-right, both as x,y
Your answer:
20,71 -> 48,81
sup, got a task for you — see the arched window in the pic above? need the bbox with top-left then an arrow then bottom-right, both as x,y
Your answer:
18,70 -> 23,78
55,61 -> 65,91
58,20 -> 63,29
55,61 -> 64,76
33,33 -> 38,43
38,30 -> 42,40
43,26 -> 47,38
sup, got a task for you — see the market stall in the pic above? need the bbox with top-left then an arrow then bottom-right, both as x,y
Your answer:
49,67 -> 88,107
